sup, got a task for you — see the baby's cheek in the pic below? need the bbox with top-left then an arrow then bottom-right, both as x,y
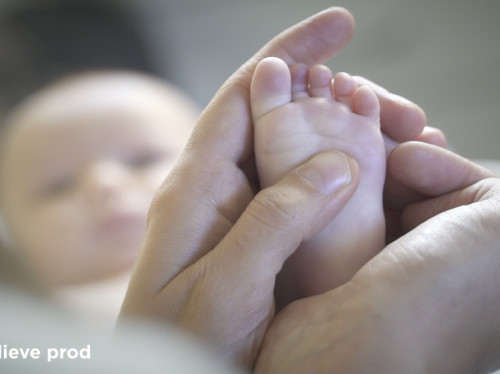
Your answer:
14,222 -> 67,281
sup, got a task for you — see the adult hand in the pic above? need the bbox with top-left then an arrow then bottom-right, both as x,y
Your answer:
353,75 -> 449,243
119,7 -> 431,368
255,143 -> 500,373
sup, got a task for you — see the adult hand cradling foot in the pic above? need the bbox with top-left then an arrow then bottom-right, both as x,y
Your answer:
120,8 -> 364,365
118,7 -> 500,373
255,143 -> 500,373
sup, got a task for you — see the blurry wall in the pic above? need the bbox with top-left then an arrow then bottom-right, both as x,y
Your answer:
0,0 -> 158,115
1,0 -> 499,159
134,0 -> 500,159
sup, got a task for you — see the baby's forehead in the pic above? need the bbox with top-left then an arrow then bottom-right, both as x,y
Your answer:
2,72 -> 199,146
0,72 -> 198,169
14,73 -> 197,123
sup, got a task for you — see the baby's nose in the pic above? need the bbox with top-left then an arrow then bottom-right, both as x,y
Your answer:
81,160 -> 129,202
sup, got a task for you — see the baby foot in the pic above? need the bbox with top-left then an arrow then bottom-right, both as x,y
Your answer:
251,57 -> 386,303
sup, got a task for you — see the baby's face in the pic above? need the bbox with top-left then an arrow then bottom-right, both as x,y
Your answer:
0,74 -> 198,285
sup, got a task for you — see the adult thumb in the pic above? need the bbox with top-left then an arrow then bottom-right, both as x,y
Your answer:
206,150 -> 359,287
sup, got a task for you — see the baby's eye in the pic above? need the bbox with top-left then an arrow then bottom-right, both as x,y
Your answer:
126,151 -> 169,169
37,176 -> 74,199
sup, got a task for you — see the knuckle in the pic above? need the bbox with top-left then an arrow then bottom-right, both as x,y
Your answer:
246,187 -> 302,233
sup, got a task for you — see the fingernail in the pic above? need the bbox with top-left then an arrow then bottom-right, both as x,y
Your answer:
298,151 -> 352,195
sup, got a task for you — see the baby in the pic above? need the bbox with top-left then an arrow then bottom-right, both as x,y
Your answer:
0,71 -> 199,322
250,57 -> 386,304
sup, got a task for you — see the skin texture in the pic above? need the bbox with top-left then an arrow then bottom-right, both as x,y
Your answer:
119,7 -> 435,368
251,58 -> 386,302
0,72 -> 198,286
255,144 -> 500,373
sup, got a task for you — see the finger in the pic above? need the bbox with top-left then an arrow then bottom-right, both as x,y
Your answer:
384,125 -> 447,163
130,151 -> 358,295
383,129 -> 448,212
131,160 -> 255,292
353,75 -> 427,142
401,178 -> 500,230
384,140 -> 494,241
136,8 -> 356,286
414,126 -> 447,148
257,7 -> 355,71
388,142 -> 497,197
193,7 -> 355,165
203,151 -> 359,296
140,151 -> 359,366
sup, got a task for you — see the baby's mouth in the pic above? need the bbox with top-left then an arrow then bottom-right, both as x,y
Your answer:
96,211 -> 146,238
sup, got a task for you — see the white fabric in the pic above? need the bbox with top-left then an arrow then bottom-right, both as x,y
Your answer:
0,285 -> 244,374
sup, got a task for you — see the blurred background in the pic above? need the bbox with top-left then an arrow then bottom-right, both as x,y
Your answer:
0,0 -> 499,160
